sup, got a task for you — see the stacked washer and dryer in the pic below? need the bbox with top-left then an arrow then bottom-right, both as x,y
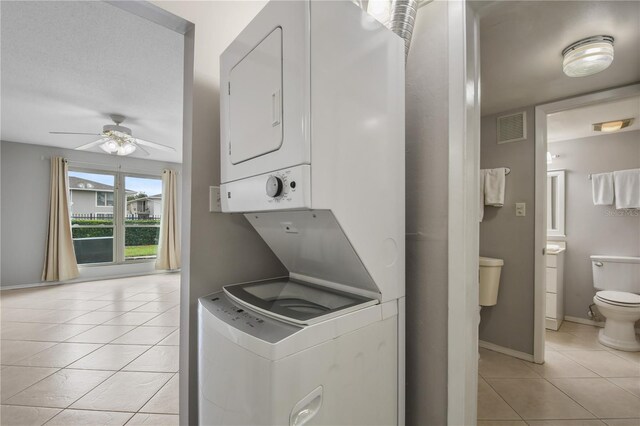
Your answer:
198,1 -> 405,425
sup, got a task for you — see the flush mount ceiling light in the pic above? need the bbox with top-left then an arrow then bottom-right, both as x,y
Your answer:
593,118 -> 634,133
562,35 -> 614,77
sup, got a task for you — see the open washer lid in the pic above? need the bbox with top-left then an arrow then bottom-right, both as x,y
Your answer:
224,278 -> 377,326
245,210 -> 381,299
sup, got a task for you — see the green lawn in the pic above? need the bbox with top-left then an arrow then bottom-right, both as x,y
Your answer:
125,245 -> 158,258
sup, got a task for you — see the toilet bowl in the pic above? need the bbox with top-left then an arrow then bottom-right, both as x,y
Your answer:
479,256 -> 504,306
591,256 -> 640,352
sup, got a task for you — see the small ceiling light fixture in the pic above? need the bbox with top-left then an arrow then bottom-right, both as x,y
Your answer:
562,35 -> 614,77
593,118 -> 634,133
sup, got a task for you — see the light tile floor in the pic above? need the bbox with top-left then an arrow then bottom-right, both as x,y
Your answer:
478,321 -> 640,426
1,274 -> 180,426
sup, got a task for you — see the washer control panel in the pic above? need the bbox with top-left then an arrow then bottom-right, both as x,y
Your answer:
221,164 -> 310,212
199,292 -> 301,343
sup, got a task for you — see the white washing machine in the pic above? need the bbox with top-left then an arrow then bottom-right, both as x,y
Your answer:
199,0 -> 405,424
198,279 -> 398,425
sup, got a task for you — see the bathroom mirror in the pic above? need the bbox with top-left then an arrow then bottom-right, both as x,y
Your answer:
547,170 -> 565,237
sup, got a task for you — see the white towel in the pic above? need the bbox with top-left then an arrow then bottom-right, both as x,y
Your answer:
591,172 -> 614,206
613,168 -> 640,209
484,168 -> 506,207
479,170 -> 487,222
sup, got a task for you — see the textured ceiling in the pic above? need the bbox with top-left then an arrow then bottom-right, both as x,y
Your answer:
1,1 -> 184,162
547,95 -> 640,143
480,1 -> 640,116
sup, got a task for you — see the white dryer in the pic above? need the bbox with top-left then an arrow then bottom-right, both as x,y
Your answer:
199,0 -> 405,424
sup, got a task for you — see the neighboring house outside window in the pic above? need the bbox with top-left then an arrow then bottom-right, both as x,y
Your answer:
126,194 -> 162,218
69,176 -> 117,218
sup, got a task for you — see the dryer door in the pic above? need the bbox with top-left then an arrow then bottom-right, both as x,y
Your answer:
229,27 -> 283,164
220,1 -> 310,184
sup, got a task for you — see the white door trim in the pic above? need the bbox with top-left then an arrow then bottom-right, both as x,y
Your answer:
533,83 -> 640,364
447,1 -> 480,424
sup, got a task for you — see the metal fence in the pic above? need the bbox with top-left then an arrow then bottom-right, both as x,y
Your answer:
71,213 -> 161,220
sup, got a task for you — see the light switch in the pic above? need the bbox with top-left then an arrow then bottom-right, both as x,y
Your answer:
515,202 -> 526,217
209,186 -> 221,212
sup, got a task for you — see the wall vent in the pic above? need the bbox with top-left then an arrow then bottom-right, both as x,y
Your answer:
497,111 -> 527,144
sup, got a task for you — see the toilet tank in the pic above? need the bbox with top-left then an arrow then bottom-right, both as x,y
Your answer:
591,255 -> 640,293
479,257 -> 504,306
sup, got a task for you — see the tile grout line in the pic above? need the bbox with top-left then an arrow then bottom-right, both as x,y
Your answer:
1,275 -> 180,424
478,373 -> 526,422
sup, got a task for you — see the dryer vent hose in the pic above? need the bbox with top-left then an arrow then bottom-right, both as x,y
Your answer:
385,0 -> 419,60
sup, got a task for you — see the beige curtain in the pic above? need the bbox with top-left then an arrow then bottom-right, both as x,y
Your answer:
156,169 -> 181,270
42,157 -> 79,281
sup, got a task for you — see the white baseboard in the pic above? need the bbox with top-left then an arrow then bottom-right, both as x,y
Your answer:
546,317 -> 561,331
0,269 -> 179,291
564,316 -> 604,328
479,340 -> 535,363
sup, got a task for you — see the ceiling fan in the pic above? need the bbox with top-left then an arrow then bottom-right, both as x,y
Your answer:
50,114 -> 176,157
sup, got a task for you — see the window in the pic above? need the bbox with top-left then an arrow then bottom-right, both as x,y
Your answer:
96,191 -> 114,207
124,176 -> 163,261
68,169 -> 163,265
69,171 -> 115,264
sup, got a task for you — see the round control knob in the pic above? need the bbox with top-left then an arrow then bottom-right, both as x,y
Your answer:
266,175 -> 284,198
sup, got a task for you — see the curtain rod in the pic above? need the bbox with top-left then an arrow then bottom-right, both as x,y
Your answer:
41,156 -> 180,175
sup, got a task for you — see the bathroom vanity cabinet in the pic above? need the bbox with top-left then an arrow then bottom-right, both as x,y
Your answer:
545,246 -> 566,331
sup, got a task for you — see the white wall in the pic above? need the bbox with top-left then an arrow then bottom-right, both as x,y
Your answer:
0,140 -> 181,287
151,2 -> 287,424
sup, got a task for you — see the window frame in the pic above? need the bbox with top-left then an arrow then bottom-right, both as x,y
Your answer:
69,167 -> 163,266
69,169 -> 117,266
123,172 -> 163,263
547,169 -> 566,238
95,191 -> 115,207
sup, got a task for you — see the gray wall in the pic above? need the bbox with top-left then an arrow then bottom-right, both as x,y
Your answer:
479,106 -> 536,355
0,140 -> 181,287
405,1 -> 449,423
151,2 -> 287,424
549,130 -> 640,320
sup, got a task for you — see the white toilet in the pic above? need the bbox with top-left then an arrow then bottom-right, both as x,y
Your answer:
591,255 -> 640,352
479,256 -> 504,306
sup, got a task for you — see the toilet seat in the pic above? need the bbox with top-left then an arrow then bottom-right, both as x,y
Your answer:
595,290 -> 640,307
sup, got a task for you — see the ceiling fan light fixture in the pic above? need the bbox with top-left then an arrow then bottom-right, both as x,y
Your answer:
562,35 -> 614,77
99,139 -> 136,156
52,114 -> 175,156
99,139 -> 118,154
118,142 -> 137,156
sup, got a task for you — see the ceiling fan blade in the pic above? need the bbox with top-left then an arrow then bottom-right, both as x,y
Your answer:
135,138 -> 176,153
50,131 -> 102,136
134,143 -> 151,157
75,138 -> 108,151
